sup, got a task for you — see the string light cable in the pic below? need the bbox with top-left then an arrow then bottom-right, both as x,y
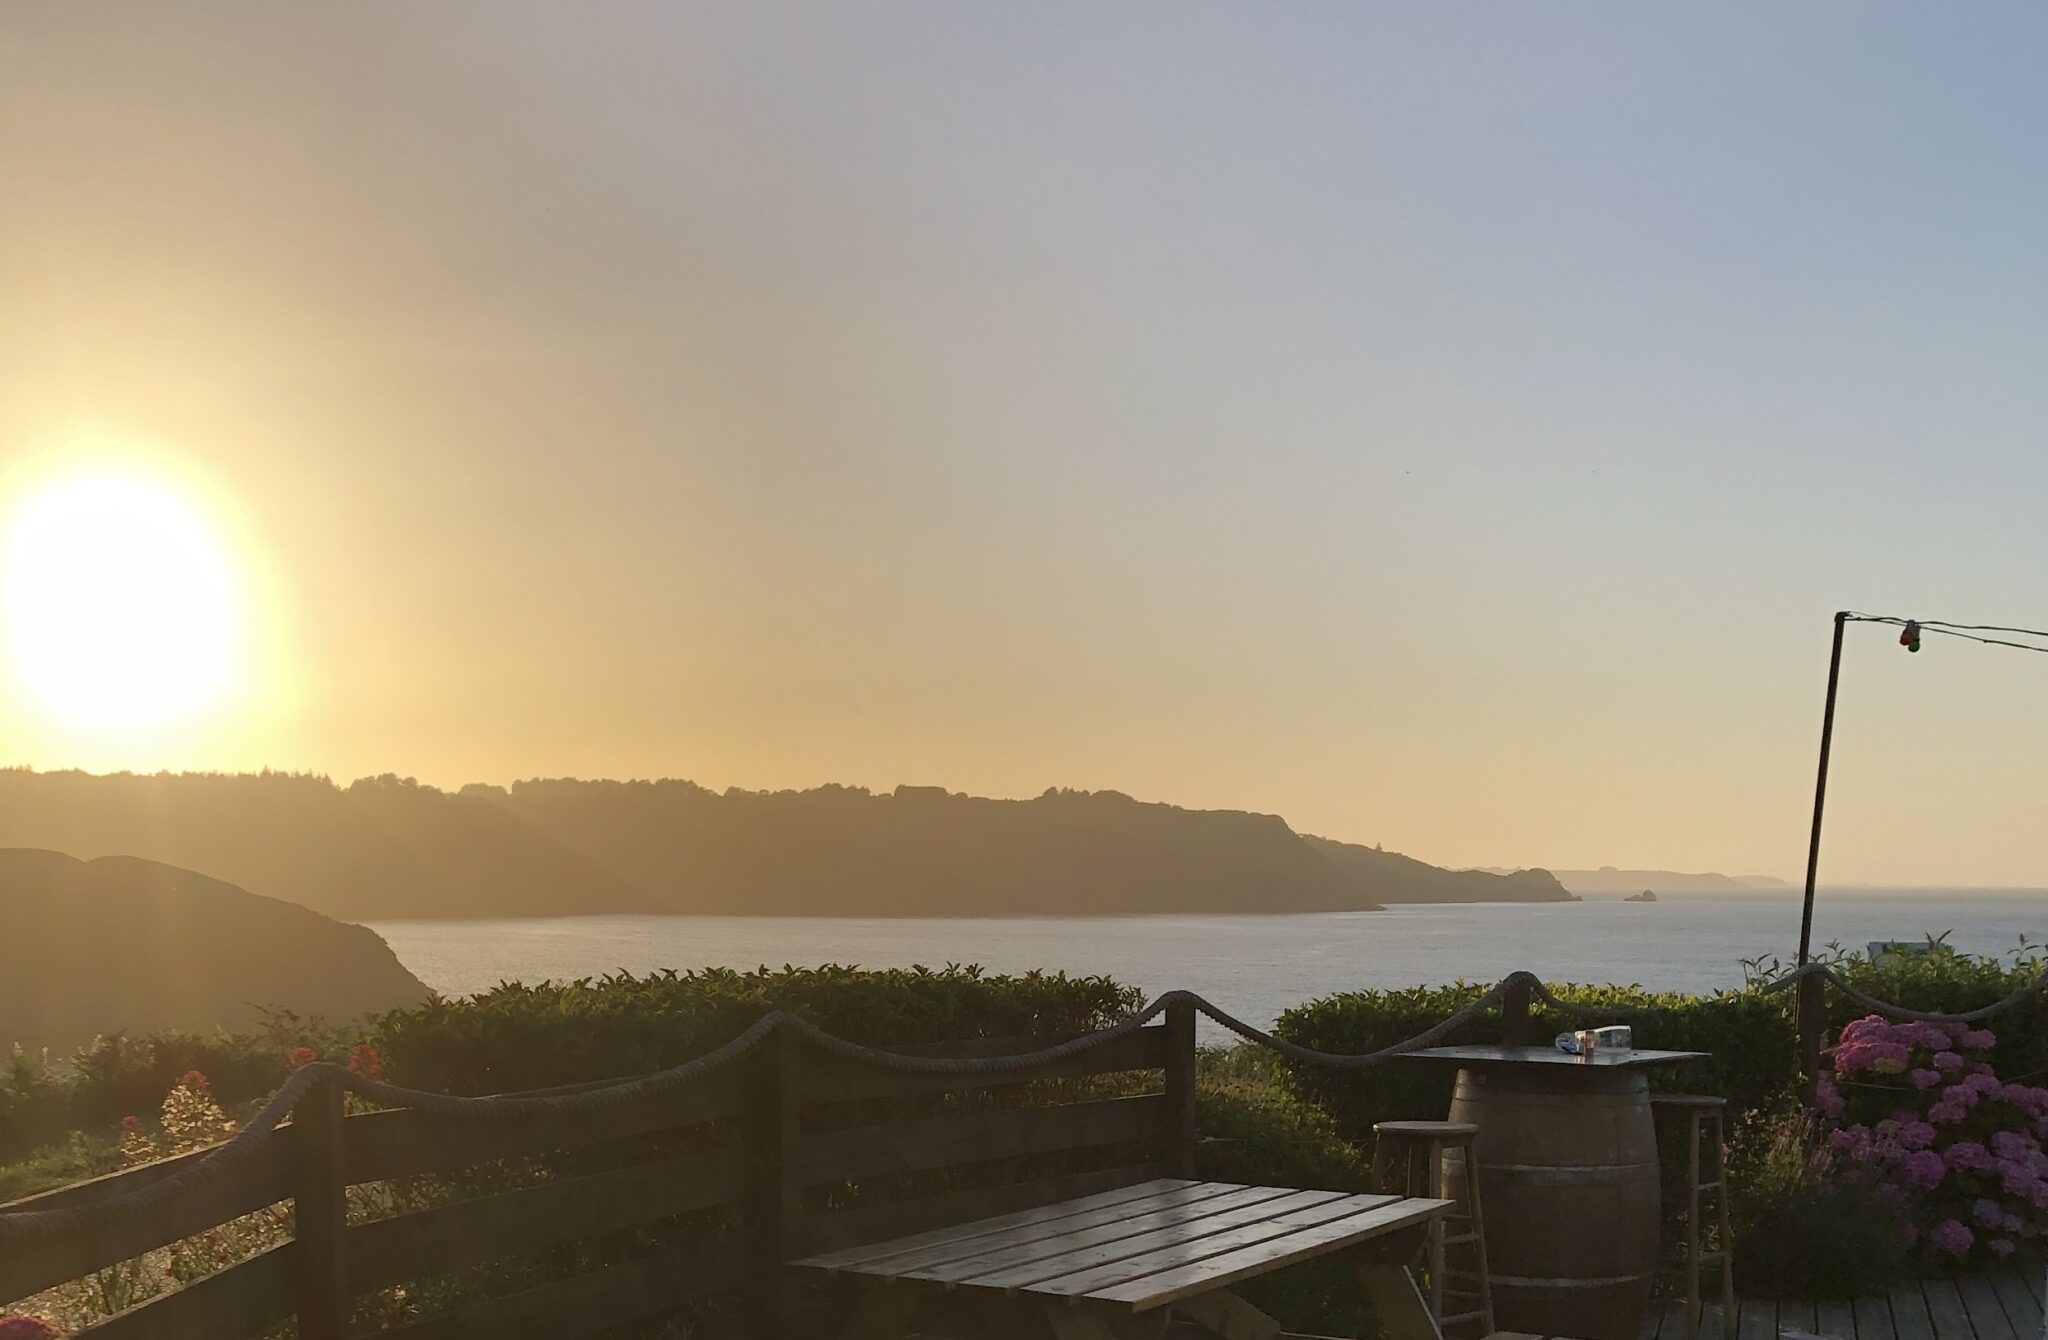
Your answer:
1840,612 -> 2048,657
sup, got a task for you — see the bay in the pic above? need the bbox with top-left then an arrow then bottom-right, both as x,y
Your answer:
366,890 -> 2047,1031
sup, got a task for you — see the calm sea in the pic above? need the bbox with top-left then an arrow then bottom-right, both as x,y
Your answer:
365,890 -> 2048,1031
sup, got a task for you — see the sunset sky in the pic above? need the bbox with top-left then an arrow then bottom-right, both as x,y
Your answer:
4,4 -> 2046,886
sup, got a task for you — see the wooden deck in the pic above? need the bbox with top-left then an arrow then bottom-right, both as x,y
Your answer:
1640,1271 -> 2046,1340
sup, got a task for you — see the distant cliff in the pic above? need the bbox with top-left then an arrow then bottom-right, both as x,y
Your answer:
0,768 -> 1574,919
1538,867 -> 1789,893
0,849 -> 430,1053
1304,836 -> 1577,904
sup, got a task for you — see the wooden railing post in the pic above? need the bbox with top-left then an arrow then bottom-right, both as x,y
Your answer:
1500,976 -> 1532,1046
1163,999 -> 1198,1179
290,1075 -> 348,1340
1796,972 -> 1826,1101
750,1023 -> 803,1340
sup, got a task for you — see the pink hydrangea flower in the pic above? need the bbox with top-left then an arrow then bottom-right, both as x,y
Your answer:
1928,1219 -> 1974,1255
1946,1142 -> 1996,1173
1973,1197 -> 2006,1226
1910,1068 -> 1944,1089
1965,1071 -> 2003,1096
1959,1028 -> 1997,1050
1814,1075 -> 1847,1119
1930,1100 -> 1971,1124
1989,1237 -> 2016,1258
1901,1149 -> 1948,1190
1942,1083 -> 1983,1111
1897,1120 -> 1938,1150
1933,1050 -> 1966,1074
1990,1131 -> 2030,1161
0,1318 -> 58,1338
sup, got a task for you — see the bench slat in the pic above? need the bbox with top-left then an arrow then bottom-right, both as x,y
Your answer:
969,1187 -> 1353,1290
1081,1196 -> 1450,1309
918,1184 -> 1311,1286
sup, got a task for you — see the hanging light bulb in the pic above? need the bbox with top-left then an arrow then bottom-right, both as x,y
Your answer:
1900,620 -> 1922,653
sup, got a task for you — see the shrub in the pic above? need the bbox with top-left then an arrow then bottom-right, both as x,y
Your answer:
1272,981 -> 1801,1143
370,963 -> 1141,1094
1728,1111 -> 1908,1297
1814,1014 -> 2048,1267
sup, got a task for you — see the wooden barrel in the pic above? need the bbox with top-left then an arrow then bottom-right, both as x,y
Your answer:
1443,1065 -> 1660,1340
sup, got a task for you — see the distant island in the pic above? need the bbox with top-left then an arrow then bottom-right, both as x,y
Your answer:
0,768 -> 1573,919
1473,865 -> 1789,894
0,848 -> 429,1053
1623,889 -> 1658,903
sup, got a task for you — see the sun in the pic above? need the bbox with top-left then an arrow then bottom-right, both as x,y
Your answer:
3,471 -> 238,729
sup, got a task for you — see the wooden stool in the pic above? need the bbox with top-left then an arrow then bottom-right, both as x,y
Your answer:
1372,1120 -> 1494,1339
1652,1095 -> 1735,1340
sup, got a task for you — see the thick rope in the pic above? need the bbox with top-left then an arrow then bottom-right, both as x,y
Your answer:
0,982 -> 1520,1244
1762,960 -> 2048,1024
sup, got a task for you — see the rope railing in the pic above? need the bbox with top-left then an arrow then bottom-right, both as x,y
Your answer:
1761,959 -> 2048,1025
0,979 -> 1529,1243
9,963 -> 2046,1246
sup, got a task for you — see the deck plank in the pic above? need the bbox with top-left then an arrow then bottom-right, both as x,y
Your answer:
1960,1276 -> 2021,1340
1781,1298 -> 1819,1336
1857,1293 -> 1899,1340
1921,1279 -> 1980,1340
1890,1287 -> 1936,1340
1739,1297 -> 1778,1340
1989,1272 -> 2042,1339
1817,1297 -> 1859,1340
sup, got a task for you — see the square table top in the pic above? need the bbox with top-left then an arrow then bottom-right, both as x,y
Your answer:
791,1177 -> 1451,1312
1401,1043 -> 1708,1068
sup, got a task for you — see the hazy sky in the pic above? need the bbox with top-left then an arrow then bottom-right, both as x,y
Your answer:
4,4 -> 2047,885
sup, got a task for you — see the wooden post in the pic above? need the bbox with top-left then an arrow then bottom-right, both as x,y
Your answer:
1500,976 -> 1532,1047
751,1023 -> 803,1340
1796,972 -> 1826,1101
1163,999 -> 1198,1179
289,1075 -> 349,1340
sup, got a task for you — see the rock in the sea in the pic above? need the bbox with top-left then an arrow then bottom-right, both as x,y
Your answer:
0,848 -> 430,1053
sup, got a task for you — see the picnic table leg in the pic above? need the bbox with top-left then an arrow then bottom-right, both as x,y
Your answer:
1172,1288 -> 1284,1340
1038,1298 -> 1172,1340
845,1282 -> 924,1340
1352,1230 -> 1447,1340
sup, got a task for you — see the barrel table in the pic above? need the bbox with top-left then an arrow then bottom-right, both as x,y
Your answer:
1400,1045 -> 1707,1340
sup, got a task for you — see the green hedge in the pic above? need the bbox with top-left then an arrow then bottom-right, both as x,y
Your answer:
371,963 -> 1141,1095
1816,940 -> 2048,1080
1272,981 -> 1803,1143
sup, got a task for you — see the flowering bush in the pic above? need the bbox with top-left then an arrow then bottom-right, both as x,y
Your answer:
0,1317 -> 58,1338
1817,1015 -> 2048,1266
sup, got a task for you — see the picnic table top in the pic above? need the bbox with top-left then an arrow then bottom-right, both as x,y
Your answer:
790,1177 -> 1452,1312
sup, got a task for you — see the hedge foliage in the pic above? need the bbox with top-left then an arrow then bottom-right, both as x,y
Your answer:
1272,980 -> 1803,1143
371,963 -> 1142,1094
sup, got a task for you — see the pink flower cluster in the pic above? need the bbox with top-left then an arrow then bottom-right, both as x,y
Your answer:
0,1316 -> 58,1338
1818,1015 -> 2048,1265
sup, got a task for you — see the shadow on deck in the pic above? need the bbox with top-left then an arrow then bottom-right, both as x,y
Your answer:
1640,1271 -> 2046,1340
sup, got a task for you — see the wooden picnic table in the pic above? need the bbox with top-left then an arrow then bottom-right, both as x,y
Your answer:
791,1176 -> 1454,1339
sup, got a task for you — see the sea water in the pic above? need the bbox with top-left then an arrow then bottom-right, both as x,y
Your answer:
366,890 -> 2047,1029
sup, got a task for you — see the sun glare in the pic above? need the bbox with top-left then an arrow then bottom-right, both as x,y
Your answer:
3,471 -> 238,729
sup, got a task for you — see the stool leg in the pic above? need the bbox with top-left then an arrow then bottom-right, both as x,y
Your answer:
1426,1137 -> 1447,1323
1685,1110 -> 1703,1340
1713,1113 -> 1736,1328
1372,1136 -> 1391,1196
1463,1139 -> 1495,1336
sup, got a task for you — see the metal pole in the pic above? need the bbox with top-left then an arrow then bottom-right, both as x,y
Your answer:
1797,611 -> 1849,966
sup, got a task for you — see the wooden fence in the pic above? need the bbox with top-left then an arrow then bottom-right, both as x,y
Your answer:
0,1002 -> 1197,1340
